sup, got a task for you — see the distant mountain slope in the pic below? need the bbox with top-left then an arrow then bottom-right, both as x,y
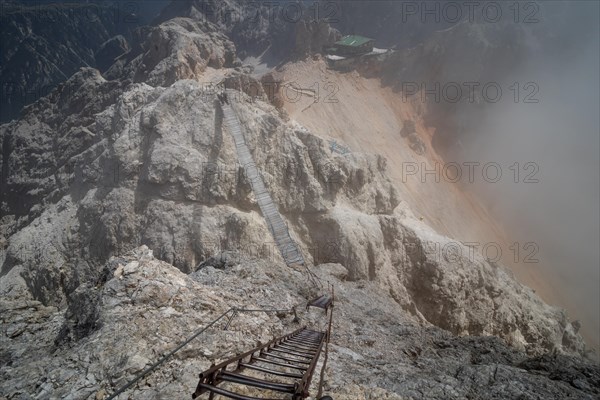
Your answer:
0,0 -> 169,123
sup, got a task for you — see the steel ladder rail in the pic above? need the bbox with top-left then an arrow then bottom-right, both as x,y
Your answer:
192,327 -> 326,399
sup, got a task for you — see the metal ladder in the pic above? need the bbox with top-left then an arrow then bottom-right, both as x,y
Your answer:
192,327 -> 326,399
219,92 -> 305,267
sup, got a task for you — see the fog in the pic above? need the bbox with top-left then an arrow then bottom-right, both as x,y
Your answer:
455,2 -> 600,350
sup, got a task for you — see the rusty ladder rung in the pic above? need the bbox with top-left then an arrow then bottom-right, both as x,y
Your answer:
269,348 -> 313,359
239,362 -> 304,379
251,356 -> 308,371
220,371 -> 295,392
275,344 -> 317,355
259,352 -> 312,365
196,383 -> 281,400
279,341 -> 321,351
283,340 -> 320,348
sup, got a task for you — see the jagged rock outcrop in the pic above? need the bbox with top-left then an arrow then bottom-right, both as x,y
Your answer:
0,58 -> 590,359
1,7 -> 593,357
261,72 -> 285,109
155,0 -> 339,61
294,19 -> 341,57
155,0 -> 294,60
385,218 -> 588,355
0,68 -> 397,301
106,17 -> 237,87
0,1 -> 169,123
1,247 -> 598,399
0,5 -> 597,399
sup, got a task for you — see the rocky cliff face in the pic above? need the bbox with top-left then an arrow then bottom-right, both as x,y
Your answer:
0,1 -> 169,123
0,3 -> 597,400
1,246 -> 598,399
105,17 -> 237,86
294,18 -> 341,57
155,0 -> 341,60
154,0 -> 288,59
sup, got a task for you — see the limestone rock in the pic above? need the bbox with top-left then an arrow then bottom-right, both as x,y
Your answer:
0,5 -> 596,399
294,19 -> 342,58
118,18 -> 237,87
0,53 -> 590,359
2,248 -> 597,399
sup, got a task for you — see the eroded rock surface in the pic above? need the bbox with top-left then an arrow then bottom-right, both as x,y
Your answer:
2,247 -> 598,399
0,4 -> 597,399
